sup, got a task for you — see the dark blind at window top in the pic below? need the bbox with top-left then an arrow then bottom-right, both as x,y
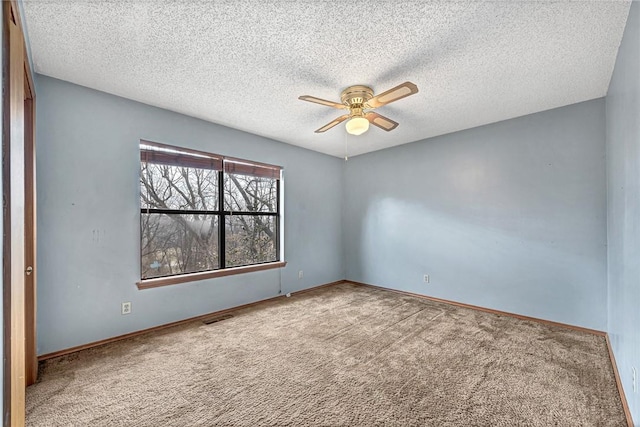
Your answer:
224,159 -> 280,179
140,140 -> 281,178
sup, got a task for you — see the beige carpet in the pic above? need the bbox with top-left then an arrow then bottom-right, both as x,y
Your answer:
27,282 -> 626,426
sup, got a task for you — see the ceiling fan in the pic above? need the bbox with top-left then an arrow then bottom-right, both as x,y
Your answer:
299,82 -> 419,136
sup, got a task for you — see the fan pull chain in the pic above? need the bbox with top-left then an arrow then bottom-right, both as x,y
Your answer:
344,131 -> 349,162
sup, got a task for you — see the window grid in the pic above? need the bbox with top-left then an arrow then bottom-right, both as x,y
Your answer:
140,142 -> 280,281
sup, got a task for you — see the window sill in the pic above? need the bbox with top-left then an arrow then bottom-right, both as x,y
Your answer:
136,261 -> 287,290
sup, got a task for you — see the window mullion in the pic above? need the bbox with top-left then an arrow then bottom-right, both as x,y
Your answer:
218,169 -> 226,269
140,208 -> 220,215
276,178 -> 280,261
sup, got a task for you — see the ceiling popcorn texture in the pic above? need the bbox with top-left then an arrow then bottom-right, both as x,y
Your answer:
23,0 -> 630,157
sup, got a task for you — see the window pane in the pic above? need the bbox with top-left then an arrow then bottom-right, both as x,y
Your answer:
141,213 -> 219,279
225,215 -> 277,267
141,163 -> 218,211
224,173 -> 277,212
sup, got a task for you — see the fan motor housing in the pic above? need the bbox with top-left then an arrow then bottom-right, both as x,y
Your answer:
341,85 -> 374,108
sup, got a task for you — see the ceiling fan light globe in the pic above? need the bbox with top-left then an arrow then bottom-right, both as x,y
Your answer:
346,117 -> 369,135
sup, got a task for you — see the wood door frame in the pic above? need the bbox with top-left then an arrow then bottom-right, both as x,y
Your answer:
24,66 -> 36,388
3,1 -> 36,424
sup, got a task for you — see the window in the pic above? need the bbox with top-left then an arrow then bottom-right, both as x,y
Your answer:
139,140 -> 282,286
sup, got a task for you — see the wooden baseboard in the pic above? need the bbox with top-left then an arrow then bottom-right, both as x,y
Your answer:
347,280 -> 606,336
287,280 -> 346,296
605,334 -> 634,427
38,280 -> 346,361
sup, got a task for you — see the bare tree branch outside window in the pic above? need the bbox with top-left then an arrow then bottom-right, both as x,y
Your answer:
224,173 -> 277,267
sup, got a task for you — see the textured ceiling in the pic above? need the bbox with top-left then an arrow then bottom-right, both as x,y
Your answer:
23,0 -> 630,158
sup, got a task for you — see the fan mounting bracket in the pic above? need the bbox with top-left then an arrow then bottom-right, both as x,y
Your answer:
341,85 -> 374,109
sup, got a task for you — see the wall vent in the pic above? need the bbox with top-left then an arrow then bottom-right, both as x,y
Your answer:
202,314 -> 233,325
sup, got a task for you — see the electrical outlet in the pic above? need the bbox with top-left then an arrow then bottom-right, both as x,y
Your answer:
121,302 -> 132,315
423,274 -> 430,283
633,367 -> 637,393
298,270 -> 303,279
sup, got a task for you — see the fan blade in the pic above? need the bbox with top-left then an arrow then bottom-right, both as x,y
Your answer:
315,115 -> 349,133
367,82 -> 418,109
366,112 -> 399,131
299,95 -> 346,109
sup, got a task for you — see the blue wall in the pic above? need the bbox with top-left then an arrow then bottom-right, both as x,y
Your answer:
344,99 -> 607,331
35,75 -> 344,355
606,0 -> 640,422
